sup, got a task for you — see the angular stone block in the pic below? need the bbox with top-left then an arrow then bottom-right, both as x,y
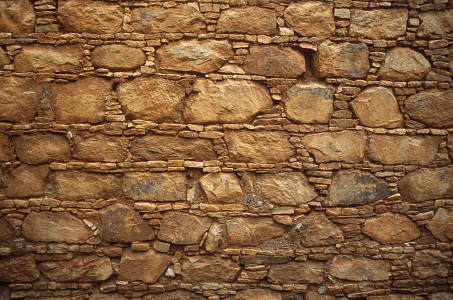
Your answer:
5,164 -> 49,198
362,212 -> 420,243
405,90 -> 453,128
427,208 -> 453,242
296,212 -> 344,246
92,45 -> 146,71
350,9 -> 408,39
418,10 -> 453,39
411,250 -> 451,279
13,133 -> 71,164
330,255 -> 391,281
0,254 -> 39,282
118,249 -> 172,283
268,261 -> 325,284
199,173 -> 243,204
378,48 -> 431,81
284,2 -> 334,37
217,7 -> 276,35
181,256 -> 240,283
0,0 -> 35,33
158,211 -> 211,245
0,77 -> 41,123
123,172 -> 186,201
226,217 -> 285,246
74,134 -> 128,162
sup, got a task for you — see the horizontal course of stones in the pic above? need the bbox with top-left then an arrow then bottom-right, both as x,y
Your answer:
0,0 -> 452,299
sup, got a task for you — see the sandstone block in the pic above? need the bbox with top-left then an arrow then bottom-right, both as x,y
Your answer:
296,212 -> 344,246
0,0 -> 35,33
0,134 -> 11,161
5,164 -> 49,198
118,249 -> 172,283
181,256 -> 240,282
124,172 -> 186,201
429,293 -> 453,300
418,10 -> 453,39
0,48 -> 10,66
350,9 -> 408,39
268,261 -> 325,284
330,255 -> 391,281
411,250 -> 451,279
235,289 -> 281,300
362,212 -> 420,243
199,173 -> 243,204
284,2 -> 334,37
144,291 -> 205,300
205,223 -> 227,253
405,90 -> 453,128
217,7 -> 276,35
74,134 -> 128,162
0,77 -> 41,123
0,254 -> 39,282
305,291 -> 339,300
369,296 -> 423,300
92,45 -> 146,71
0,218 -> 15,246
13,133 -> 71,164
226,217 -> 285,246
427,208 -> 453,242
158,211 -> 212,244
398,168 -> 453,202
378,48 -> 431,81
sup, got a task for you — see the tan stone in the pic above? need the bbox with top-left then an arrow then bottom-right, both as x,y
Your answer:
131,4 -> 205,33
0,48 -> 10,66
144,291 -> 206,300
226,217 -> 285,246
74,134 -> 128,162
91,292 -> 128,300
0,218 -> 15,246
205,223 -> 227,253
158,211 -> 212,244
0,77 -> 41,123
50,77 -> 111,123
234,289 -> 281,300
302,131 -> 366,163
296,212 -> 344,246
22,211 -> 92,243
368,135 -> 439,165
13,133 -> 71,164
244,46 -> 305,78
305,291 -> 341,300
362,212 -> 420,243
351,87 -> 403,128
0,0 -> 35,33
398,168 -> 453,202
268,261 -> 325,284
225,130 -> 294,163
405,90 -> 453,128
429,292 -> 453,300
124,172 -> 186,201
199,173 -> 243,204
350,9 -> 408,39
156,40 -> 232,74
58,0 -> 123,34
411,250 -> 451,279
92,45 -> 146,71
449,135 -> 453,161
369,296 -> 423,300
283,82 -> 334,123
418,10 -> 453,39
378,48 -> 431,81
100,204 -> 155,243
118,249 -> 172,283
427,208 -> 453,242
330,256 -> 391,281
5,164 -> 49,198
117,77 -> 185,122
284,2 -> 334,37
181,256 -> 240,282
53,171 -> 121,201
0,254 -> 39,282
184,79 -> 272,124
217,7 -> 276,35
0,134 -> 11,161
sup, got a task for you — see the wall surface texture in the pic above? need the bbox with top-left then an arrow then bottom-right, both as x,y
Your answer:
0,0 -> 452,299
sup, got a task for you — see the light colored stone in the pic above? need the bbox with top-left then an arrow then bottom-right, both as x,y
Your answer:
0,77 -> 41,123
217,7 -> 276,35
0,0 -> 35,33
0,48 -> 10,66
226,217 -> 285,246
184,79 -> 272,124
350,9 -> 408,39
124,172 -> 186,201
0,134 -> 11,162
330,256 -> 391,281
74,134 -> 128,162
158,211 -> 212,244
283,82 -> 334,123
284,2 -> 334,37
156,40 -> 232,74
362,212 -> 420,243
368,135 -> 439,165
92,45 -> 146,71
205,223 -> 227,253
418,10 -> 453,39
378,48 -> 431,81
22,211 -> 92,243
429,292 -> 453,300
427,208 -> 453,242
296,212 -> 344,246
0,254 -> 39,282
5,164 -> 49,198
351,87 -> 403,128
405,90 -> 453,128
181,256 -> 240,282
118,249 -> 172,283
411,250 -> 451,279
234,289 -> 281,300
199,173 -> 243,204
268,261 -> 325,284
13,133 -> 71,164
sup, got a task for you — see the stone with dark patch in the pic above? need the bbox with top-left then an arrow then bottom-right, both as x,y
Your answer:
411,250 -> 451,279
405,90 -> 453,128
123,172 -> 186,201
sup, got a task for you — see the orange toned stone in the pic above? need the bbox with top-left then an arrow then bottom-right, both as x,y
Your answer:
330,255 -> 391,281
5,164 -> 49,198
226,217 -> 285,246
268,261 -> 325,284
405,90 -> 453,128
118,249 -> 172,283
158,211 -> 212,244
181,256 -> 240,283
0,0 -> 35,33
284,2 -> 334,37
296,212 -> 344,246
74,134 -> 128,162
350,9 -> 408,39
378,48 -> 431,81
0,77 -> 41,123
362,212 -> 420,243
426,208 -> 453,242
217,7 -> 276,35
13,133 -> 71,164
91,45 -> 146,71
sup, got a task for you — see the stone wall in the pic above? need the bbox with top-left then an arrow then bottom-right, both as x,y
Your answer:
0,0 -> 452,299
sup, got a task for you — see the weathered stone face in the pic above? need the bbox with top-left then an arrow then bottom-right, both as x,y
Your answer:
315,41 -> 370,79
199,173 -> 243,204
0,254 -> 39,282
13,133 -> 71,164
91,45 -> 146,71
117,77 -> 185,122
74,134 -> 128,162
184,79 -> 272,124
181,256 -> 240,282
428,293 -> 453,300
411,250 -> 451,279
284,2 -> 334,37
156,40 -> 232,74
118,249 -> 172,283
0,0 -> 35,33
22,211 -> 92,243
330,256 -> 391,281
350,9 -> 408,39
144,291 -> 206,300
296,212 -> 344,246
205,223 -> 226,253
131,4 -> 205,33
226,217 -> 285,246
427,208 -> 453,242
158,211 -> 212,244
58,0 -> 123,34
405,90 -> 453,128
0,48 -> 10,66
368,135 -> 439,165
124,172 -> 186,201
244,46 -> 305,78
362,212 -> 420,243
234,289 -> 282,300
418,10 -> 453,39
449,135 -> 453,161
5,164 -> 49,198
351,87 -> 403,128
283,82 -> 334,124
378,48 -> 431,81
268,261 -> 325,284
217,7 -> 276,35
0,134 -> 11,162
0,218 -> 15,246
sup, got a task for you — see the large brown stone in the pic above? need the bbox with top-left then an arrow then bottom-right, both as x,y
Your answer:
315,41 -> 370,79
302,131 -> 366,163
92,45 -> 146,71
0,134 -> 11,161
58,0 -> 123,34
130,135 -> 216,161
117,77 -> 185,122
418,10 -> 453,39
296,212 -> 344,246
255,172 -> 317,206
0,0 -> 35,33
184,79 -> 272,124
225,130 -> 294,163
234,289 -> 281,300
74,134 -> 128,162
158,211 -> 212,244
118,249 -> 172,283
0,218 -> 15,246
144,291 -> 206,300
284,2 -> 334,37
369,296 -> 423,300
22,211 -> 92,243
350,9 -> 408,39
330,256 -> 391,281
283,82 -> 334,123
5,164 -> 49,198
181,256 -> 240,283
368,135 -> 439,165
378,48 -> 431,81
362,212 -> 420,243
411,250 -> 451,279
124,172 -> 186,201
53,171 -> 121,201
0,48 -> 10,66
244,46 -> 305,78
427,208 -> 453,242
226,217 -> 285,246
40,255 -> 112,282
351,87 -> 403,128
13,133 -> 71,164
131,4 -> 205,33
398,168 -> 453,202
199,173 -> 243,204
0,254 -> 39,282
156,40 -> 232,74
217,7 -> 276,35
50,77 -> 111,124
405,90 -> 453,128
326,170 -> 390,207
268,261 -> 325,284
429,293 -> 453,300
0,77 -> 41,123
100,204 -> 154,243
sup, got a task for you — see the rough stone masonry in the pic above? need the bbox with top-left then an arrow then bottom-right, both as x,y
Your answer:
0,0 -> 452,299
